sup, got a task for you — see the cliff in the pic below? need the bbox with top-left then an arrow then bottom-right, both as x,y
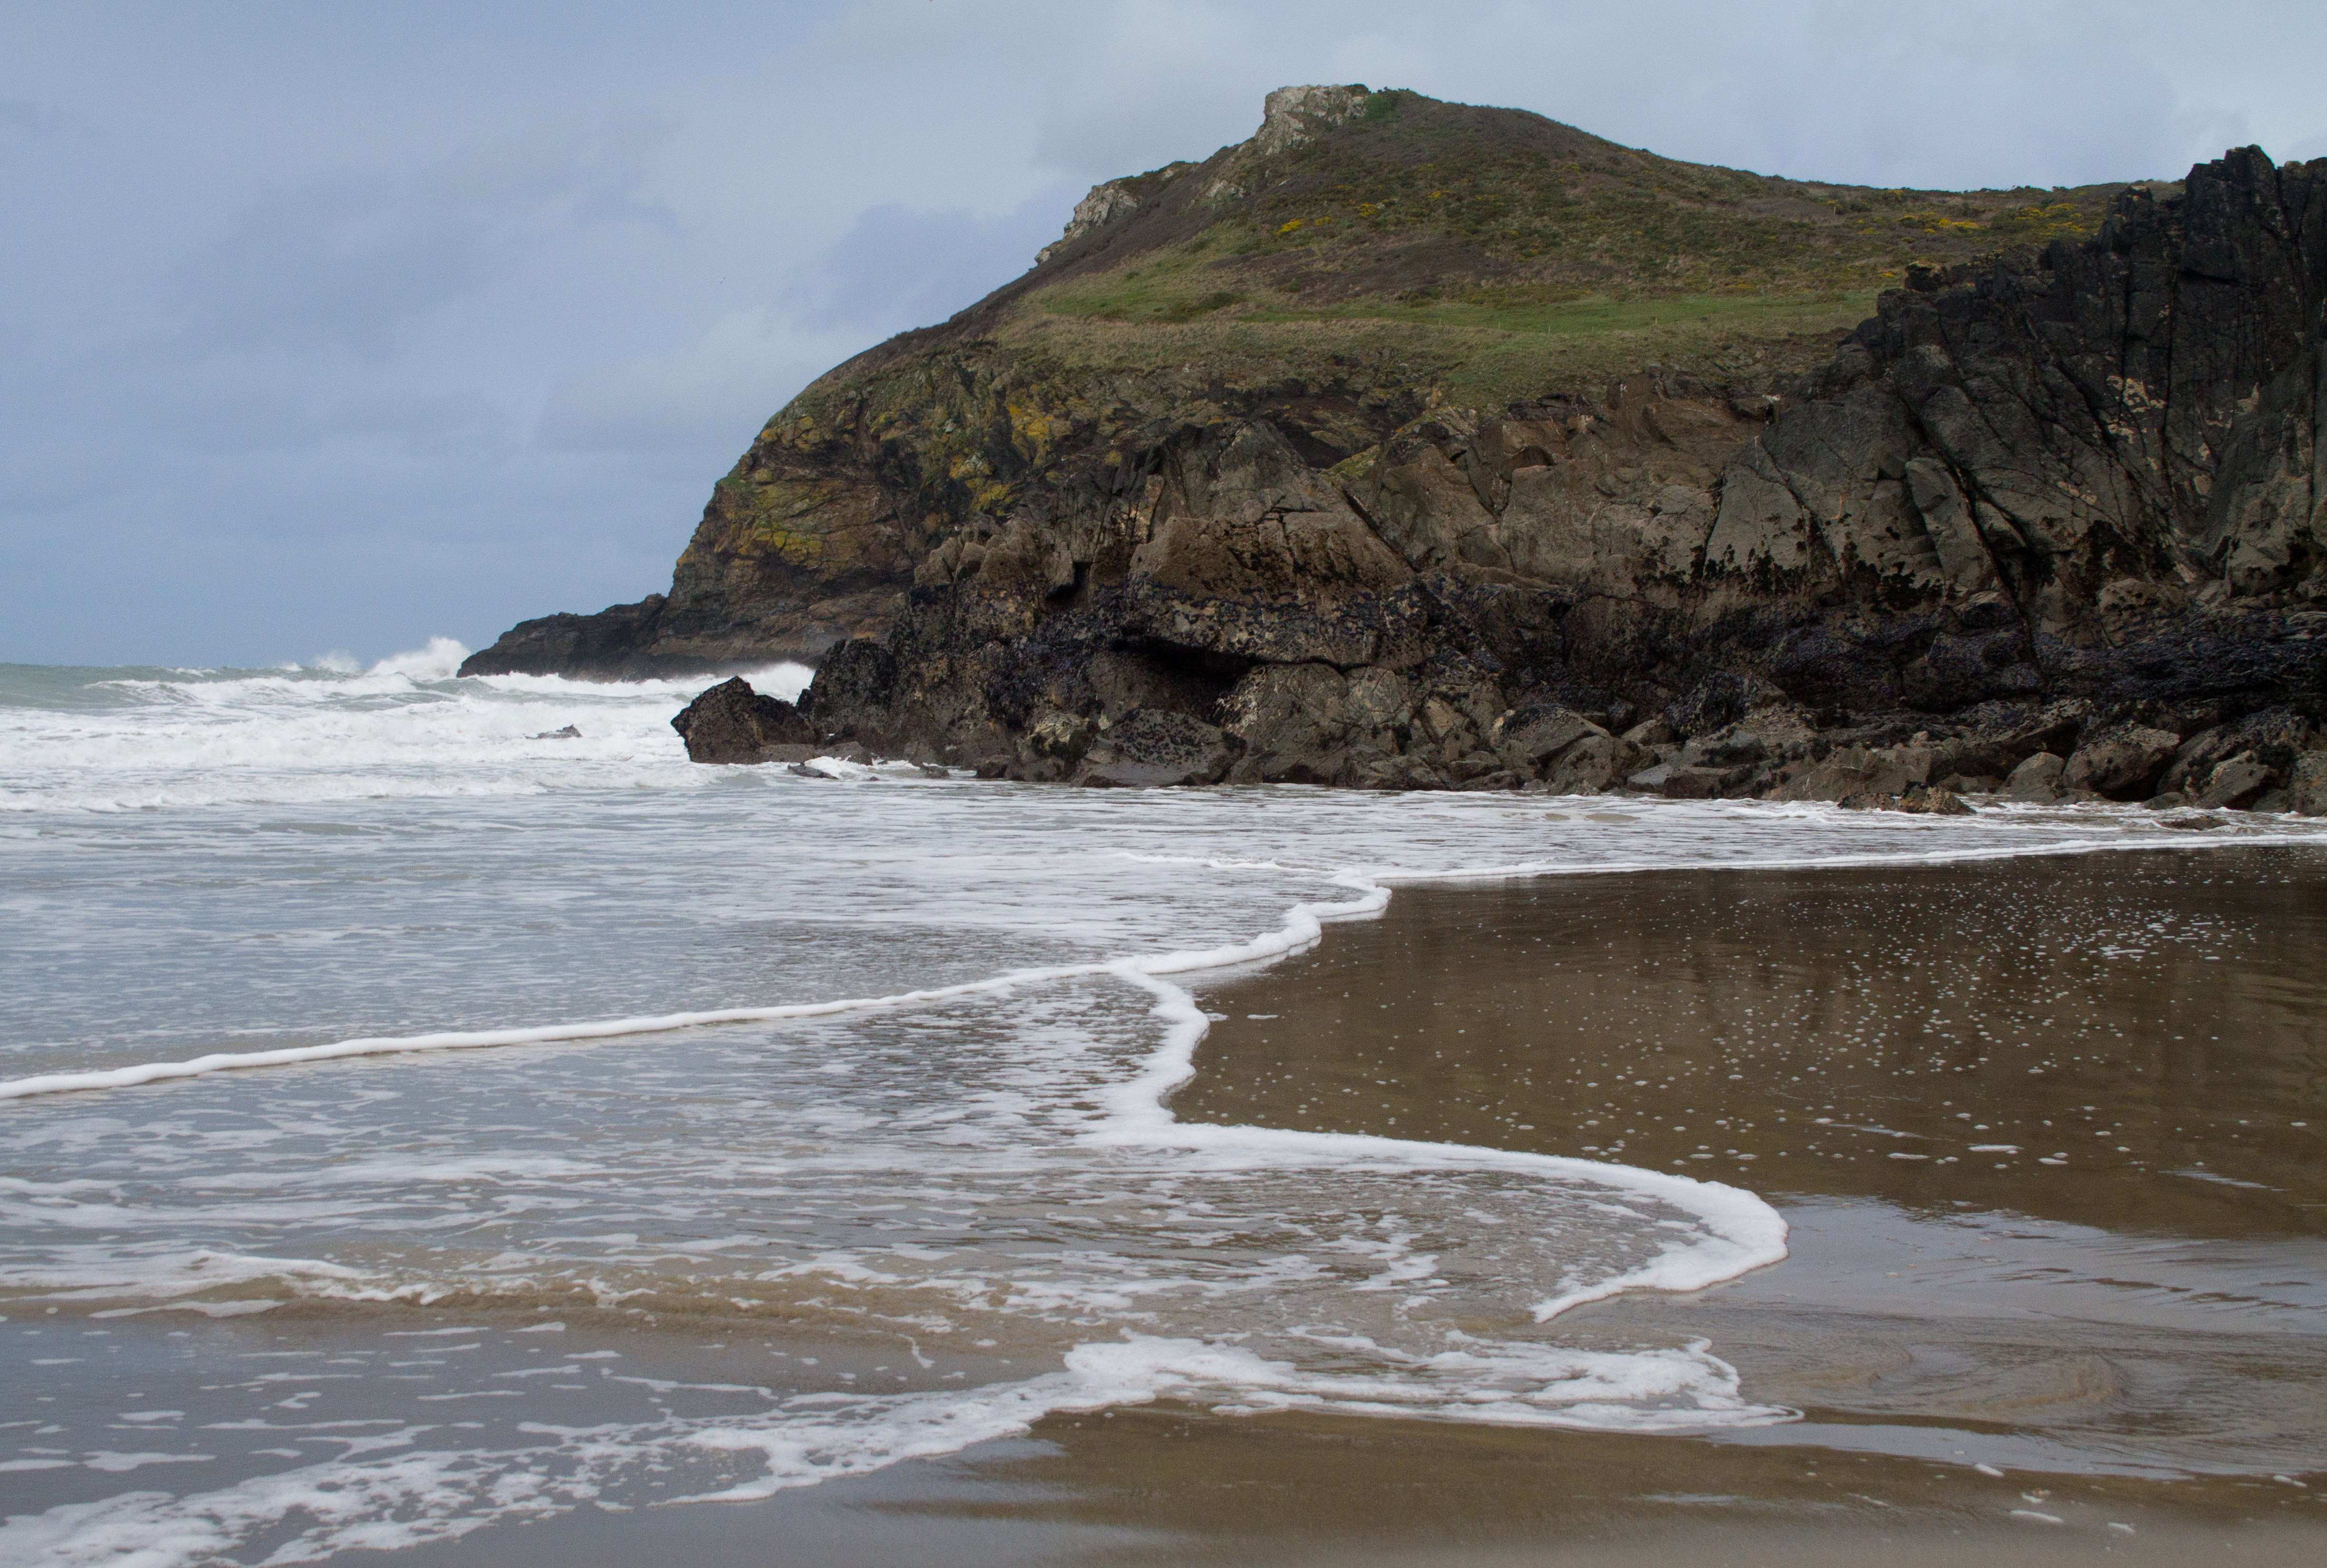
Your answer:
464,87 -> 2327,803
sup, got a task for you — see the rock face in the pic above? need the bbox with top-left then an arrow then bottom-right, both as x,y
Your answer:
670,677 -> 813,763
474,88 -> 2327,805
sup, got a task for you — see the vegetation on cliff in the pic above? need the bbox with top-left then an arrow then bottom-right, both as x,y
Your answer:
465,85 -> 2127,676
463,86 -> 2325,815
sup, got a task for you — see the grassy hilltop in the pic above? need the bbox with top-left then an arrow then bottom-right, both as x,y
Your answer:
466,84 -> 2158,675
825,84 -> 2128,411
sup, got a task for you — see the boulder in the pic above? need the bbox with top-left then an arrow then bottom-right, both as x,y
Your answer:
1937,773 -> 2002,795
1892,784 -> 1974,815
1841,786 -> 1971,813
1653,765 -> 1736,800
1768,744 -> 1924,804
1684,726 -> 1768,767
1353,751 -> 1445,791
1222,663 -> 1356,784
2000,752 -> 2067,802
1492,705 -> 1605,777
2160,709 -> 2314,794
2194,752 -> 2272,809
670,677 -> 814,764
1076,708 -> 1236,787
1541,734 -> 1650,794
2064,726 -> 2181,800
2283,752 -> 2327,815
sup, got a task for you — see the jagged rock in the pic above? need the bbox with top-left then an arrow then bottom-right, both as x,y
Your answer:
1354,752 -> 1445,790
670,677 -> 814,763
1667,673 -> 1788,740
1492,705 -> 1606,778
1221,663 -> 1356,784
1684,725 -> 1769,767
1545,734 -> 1649,794
2001,752 -> 2068,802
1770,744 -> 1926,803
2284,752 -> 2327,815
2195,752 -> 2273,808
2159,709 -> 2315,795
799,640 -> 899,743
2064,726 -> 2182,800
531,725 -> 581,740
1894,784 -> 1975,815
1839,784 -> 1970,814
1653,765 -> 1740,800
1074,709 -> 1236,788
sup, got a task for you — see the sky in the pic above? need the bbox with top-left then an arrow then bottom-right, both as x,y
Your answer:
3,1 -> 2323,668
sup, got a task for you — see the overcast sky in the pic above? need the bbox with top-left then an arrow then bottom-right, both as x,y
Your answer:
4,0 -> 2322,668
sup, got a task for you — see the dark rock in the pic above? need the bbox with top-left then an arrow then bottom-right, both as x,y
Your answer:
2159,709 -> 2315,794
1684,725 -> 1767,766
1547,733 -> 1650,794
1666,672 -> 1786,740
2000,752 -> 2067,802
1074,708 -> 1236,787
1893,784 -> 1974,815
1655,765 -> 1736,800
2194,752 -> 2273,808
2063,726 -> 2182,800
671,677 -> 814,764
2285,752 -> 2327,815
798,640 -> 900,743
1492,705 -> 1607,777
1769,744 -> 1925,803
531,725 -> 581,739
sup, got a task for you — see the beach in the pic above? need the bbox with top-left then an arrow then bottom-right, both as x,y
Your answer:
2,661 -> 2323,1565
302,848 -> 2327,1566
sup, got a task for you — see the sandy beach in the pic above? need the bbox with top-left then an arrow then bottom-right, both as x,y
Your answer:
314,843 -> 2327,1566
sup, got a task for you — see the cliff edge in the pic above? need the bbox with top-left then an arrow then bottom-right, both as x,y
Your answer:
464,87 -> 2326,801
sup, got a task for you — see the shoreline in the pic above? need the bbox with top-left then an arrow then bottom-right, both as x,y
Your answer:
313,843 -> 2327,1566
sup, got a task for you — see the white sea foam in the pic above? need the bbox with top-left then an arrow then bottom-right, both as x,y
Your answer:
0,653 -> 814,812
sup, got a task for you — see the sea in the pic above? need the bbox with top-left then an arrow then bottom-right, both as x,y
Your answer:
1,645 -> 2322,1565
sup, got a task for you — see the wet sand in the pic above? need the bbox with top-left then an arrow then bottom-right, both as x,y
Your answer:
331,846 -> 2327,1563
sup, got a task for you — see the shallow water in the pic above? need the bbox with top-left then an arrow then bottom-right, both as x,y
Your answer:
1,654 -> 2323,1564
1183,857 -> 2327,1484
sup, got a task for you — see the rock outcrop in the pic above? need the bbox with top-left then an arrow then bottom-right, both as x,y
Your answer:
670,677 -> 813,763
477,88 -> 2327,807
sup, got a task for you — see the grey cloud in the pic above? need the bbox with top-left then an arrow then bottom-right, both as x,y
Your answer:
172,124 -> 676,361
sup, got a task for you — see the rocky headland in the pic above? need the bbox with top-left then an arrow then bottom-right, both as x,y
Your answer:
473,87 -> 2327,809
